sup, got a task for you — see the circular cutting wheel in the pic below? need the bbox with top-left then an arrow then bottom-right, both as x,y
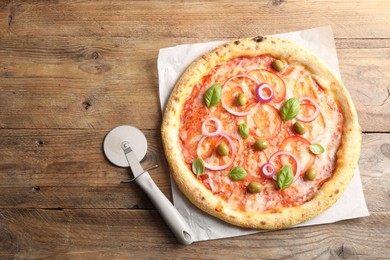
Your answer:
103,125 -> 147,167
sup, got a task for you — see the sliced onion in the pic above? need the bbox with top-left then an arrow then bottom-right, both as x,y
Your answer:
296,97 -> 321,122
221,74 -> 260,116
255,83 -> 274,103
261,163 -> 275,178
268,150 -> 302,181
196,133 -> 236,171
201,117 -> 222,137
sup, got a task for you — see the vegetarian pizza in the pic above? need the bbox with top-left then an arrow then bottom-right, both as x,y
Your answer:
161,37 -> 361,229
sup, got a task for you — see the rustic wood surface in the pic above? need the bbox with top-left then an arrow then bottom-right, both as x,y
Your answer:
0,0 -> 389,258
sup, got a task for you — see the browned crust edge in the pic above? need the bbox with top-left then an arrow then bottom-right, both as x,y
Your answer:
161,37 -> 362,229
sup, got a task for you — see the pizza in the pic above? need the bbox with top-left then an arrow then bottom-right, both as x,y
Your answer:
161,36 -> 361,229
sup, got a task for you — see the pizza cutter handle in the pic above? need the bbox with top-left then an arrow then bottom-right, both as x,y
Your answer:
135,171 -> 194,245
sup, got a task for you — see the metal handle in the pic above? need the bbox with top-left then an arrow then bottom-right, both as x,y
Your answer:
135,172 -> 194,245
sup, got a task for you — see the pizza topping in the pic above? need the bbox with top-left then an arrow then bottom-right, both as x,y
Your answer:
309,144 -> 325,155
236,93 -> 248,106
280,97 -> 300,121
197,133 -> 236,171
216,142 -> 229,156
305,168 -> 317,181
204,83 -> 222,108
192,158 -> 205,177
279,136 -> 315,175
255,83 -> 274,103
229,166 -> 247,181
221,74 -> 260,116
272,59 -> 285,72
198,174 -> 213,191
247,182 -> 263,193
293,121 -> 306,135
276,165 -> 294,190
269,150 -> 302,181
296,97 -> 321,122
260,163 -> 275,178
176,53 -> 345,214
238,123 -> 249,139
254,139 -> 268,151
201,117 -> 223,137
247,69 -> 286,103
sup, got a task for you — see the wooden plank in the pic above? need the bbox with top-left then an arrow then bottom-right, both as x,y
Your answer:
339,48 -> 390,132
1,36 -> 389,130
0,130 -> 389,212
1,37 -> 389,82
0,37 -> 160,81
336,38 -> 390,49
0,0 -> 389,38
358,134 -> 390,213
0,208 -> 388,259
0,81 -> 162,129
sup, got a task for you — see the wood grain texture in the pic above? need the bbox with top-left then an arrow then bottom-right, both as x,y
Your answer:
0,36 -> 389,130
0,209 -> 388,259
0,0 -> 389,38
339,48 -> 390,132
0,0 -> 389,258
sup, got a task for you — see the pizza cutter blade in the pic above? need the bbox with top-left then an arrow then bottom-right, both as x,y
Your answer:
103,125 -> 194,245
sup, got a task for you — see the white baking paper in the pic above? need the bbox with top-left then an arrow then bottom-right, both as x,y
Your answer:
158,26 -> 369,241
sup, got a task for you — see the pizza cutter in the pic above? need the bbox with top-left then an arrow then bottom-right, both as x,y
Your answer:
103,125 -> 194,245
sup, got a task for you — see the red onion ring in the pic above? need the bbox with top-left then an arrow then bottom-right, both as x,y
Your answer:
256,83 -> 274,103
296,97 -> 321,122
201,117 -> 223,137
221,74 -> 260,117
261,163 -> 275,178
268,150 -> 302,181
196,133 -> 236,171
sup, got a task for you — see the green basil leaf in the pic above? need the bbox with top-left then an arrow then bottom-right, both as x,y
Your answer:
229,166 -> 247,181
204,83 -> 222,107
309,144 -> 325,155
280,97 -> 300,121
238,123 -> 249,139
277,165 -> 294,190
192,158 -> 205,177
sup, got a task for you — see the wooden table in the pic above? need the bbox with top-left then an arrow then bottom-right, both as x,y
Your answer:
0,0 -> 389,258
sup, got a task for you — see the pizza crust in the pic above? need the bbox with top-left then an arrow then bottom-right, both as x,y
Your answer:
161,37 -> 361,229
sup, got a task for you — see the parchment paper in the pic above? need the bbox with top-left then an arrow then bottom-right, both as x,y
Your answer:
158,26 -> 369,241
